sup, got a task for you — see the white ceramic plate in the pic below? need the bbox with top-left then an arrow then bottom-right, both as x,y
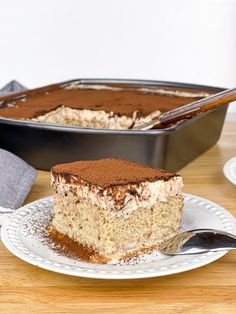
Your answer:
223,157 -> 236,185
2,193 -> 236,279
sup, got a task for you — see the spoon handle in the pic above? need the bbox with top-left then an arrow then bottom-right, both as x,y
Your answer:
159,87 -> 236,126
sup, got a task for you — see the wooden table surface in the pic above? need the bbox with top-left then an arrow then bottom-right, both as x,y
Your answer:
1,121 -> 236,314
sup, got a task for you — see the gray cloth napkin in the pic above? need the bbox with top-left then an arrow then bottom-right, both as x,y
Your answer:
0,149 -> 37,226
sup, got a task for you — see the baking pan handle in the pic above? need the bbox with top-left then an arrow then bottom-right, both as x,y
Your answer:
134,87 -> 236,130
160,87 -> 236,125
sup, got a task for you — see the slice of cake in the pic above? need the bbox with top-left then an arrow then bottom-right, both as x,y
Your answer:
50,158 -> 184,263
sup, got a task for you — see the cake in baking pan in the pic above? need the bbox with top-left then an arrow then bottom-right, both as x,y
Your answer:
0,82 -> 209,129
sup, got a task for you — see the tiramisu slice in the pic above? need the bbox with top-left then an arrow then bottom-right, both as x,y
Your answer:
50,158 -> 184,263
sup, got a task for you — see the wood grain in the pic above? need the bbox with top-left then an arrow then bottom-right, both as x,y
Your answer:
1,121 -> 236,314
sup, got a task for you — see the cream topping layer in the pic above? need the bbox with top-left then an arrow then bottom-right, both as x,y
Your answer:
65,83 -> 210,98
32,106 -> 161,129
52,174 -> 183,216
32,106 -> 135,129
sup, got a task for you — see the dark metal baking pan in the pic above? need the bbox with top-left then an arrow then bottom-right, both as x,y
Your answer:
0,79 -> 228,172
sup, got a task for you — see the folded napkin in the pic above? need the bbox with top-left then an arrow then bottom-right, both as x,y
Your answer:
0,80 -> 26,96
0,149 -> 37,227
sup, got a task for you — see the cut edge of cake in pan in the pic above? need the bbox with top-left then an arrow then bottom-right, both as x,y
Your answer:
32,105 -> 161,129
50,158 -> 184,264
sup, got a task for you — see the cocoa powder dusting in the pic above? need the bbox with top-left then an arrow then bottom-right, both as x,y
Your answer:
52,158 -> 178,188
48,226 -> 109,264
0,84 -> 204,119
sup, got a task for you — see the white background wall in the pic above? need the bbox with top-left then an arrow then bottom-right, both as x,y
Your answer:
0,0 -> 236,112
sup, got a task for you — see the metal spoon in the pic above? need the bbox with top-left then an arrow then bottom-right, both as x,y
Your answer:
133,87 -> 236,130
159,229 -> 236,255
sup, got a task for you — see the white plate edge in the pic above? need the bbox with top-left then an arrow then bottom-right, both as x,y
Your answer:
223,156 -> 236,185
